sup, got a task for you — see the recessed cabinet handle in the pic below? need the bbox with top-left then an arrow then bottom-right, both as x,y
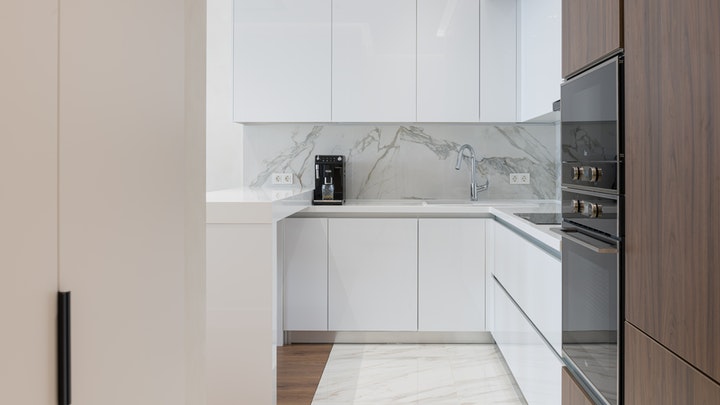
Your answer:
58,291 -> 71,405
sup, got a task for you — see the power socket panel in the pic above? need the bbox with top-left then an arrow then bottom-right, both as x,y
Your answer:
271,172 -> 293,185
509,173 -> 530,185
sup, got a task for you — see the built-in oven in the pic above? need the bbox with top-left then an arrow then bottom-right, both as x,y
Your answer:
560,192 -> 621,405
559,54 -> 623,405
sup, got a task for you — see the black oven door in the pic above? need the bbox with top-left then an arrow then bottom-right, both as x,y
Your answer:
561,227 -> 621,405
561,55 -> 623,194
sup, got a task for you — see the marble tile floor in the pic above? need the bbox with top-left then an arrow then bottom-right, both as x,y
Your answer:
312,344 -> 527,405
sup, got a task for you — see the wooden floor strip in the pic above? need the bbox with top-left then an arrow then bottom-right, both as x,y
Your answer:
277,344 -> 333,405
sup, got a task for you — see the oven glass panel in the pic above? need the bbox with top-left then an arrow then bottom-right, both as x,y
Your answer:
562,233 -> 619,405
561,58 -> 621,192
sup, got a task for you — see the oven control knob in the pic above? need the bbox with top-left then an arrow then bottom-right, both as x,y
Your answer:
572,167 -> 581,180
582,202 -> 602,218
581,166 -> 603,183
571,199 -> 582,213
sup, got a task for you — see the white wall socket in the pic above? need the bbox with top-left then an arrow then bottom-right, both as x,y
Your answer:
271,172 -> 293,185
509,173 -> 530,185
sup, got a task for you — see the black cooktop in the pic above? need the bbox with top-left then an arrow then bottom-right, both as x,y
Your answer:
514,212 -> 563,225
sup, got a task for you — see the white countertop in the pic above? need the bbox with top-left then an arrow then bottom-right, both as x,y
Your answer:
206,187 -> 313,223
303,199 -> 561,251
205,189 -> 561,251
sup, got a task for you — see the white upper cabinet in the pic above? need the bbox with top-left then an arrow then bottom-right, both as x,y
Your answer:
417,0 -> 479,122
332,0 -> 416,122
232,0 -> 553,123
233,0 -> 331,122
517,0 -> 561,121
480,0 -> 518,122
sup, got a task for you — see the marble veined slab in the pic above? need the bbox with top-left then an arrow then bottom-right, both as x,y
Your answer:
244,124 -> 559,201
312,344 -> 527,405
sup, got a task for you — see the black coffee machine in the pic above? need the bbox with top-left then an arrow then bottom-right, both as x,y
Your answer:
313,155 -> 345,205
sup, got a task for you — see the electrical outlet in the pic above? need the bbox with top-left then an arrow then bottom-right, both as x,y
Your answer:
509,173 -> 530,185
271,172 -> 293,185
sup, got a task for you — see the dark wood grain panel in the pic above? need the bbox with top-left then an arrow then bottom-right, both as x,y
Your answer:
562,367 -> 595,405
277,344 -> 333,405
562,0 -> 622,77
624,0 -> 720,383
625,323 -> 720,404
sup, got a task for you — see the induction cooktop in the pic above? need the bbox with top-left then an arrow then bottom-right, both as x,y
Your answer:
513,212 -> 563,225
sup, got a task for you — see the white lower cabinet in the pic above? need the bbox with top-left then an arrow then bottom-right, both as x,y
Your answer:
493,223 -> 561,353
418,218 -> 486,331
283,218 -> 328,331
494,278 -> 562,405
328,218 -> 418,331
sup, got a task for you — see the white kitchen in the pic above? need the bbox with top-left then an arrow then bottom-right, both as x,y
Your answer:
4,0 -> 716,404
206,0 -> 565,404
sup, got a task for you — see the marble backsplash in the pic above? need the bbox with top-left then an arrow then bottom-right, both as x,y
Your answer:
243,124 -> 560,200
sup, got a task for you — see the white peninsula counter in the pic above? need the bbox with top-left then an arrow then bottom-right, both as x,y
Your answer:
206,187 -> 312,405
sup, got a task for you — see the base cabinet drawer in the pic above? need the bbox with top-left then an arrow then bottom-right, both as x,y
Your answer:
493,223 -> 561,353
494,278 -> 561,405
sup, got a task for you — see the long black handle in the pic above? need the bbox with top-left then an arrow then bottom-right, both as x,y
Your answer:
58,291 -> 71,405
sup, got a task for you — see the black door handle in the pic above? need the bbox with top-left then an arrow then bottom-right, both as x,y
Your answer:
58,291 -> 71,405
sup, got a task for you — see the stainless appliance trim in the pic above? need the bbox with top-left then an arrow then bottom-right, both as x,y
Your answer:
552,228 -> 618,254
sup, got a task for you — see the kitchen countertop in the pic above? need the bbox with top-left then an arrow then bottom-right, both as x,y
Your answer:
206,187 -> 313,223
205,189 -> 561,251
302,199 -> 561,252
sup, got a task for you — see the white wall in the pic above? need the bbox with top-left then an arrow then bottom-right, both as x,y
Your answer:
207,0 -> 244,191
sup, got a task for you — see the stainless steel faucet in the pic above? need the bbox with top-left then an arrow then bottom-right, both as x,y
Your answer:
455,144 -> 489,201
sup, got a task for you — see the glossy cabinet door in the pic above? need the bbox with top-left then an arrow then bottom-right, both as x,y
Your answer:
0,1 -> 58,402
234,0 -> 331,122
517,0 -> 562,121
284,218 -> 328,331
480,0 -> 518,122
332,0 -> 416,122
418,219 -> 486,331
417,0 -> 479,122
328,218 -> 418,331
561,0 -> 621,78
494,279 -> 562,405
493,223 -> 561,353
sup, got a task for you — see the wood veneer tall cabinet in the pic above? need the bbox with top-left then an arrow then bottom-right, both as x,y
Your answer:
562,367 -> 595,405
0,1 -> 206,403
624,0 -> 720,402
561,0 -> 622,77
